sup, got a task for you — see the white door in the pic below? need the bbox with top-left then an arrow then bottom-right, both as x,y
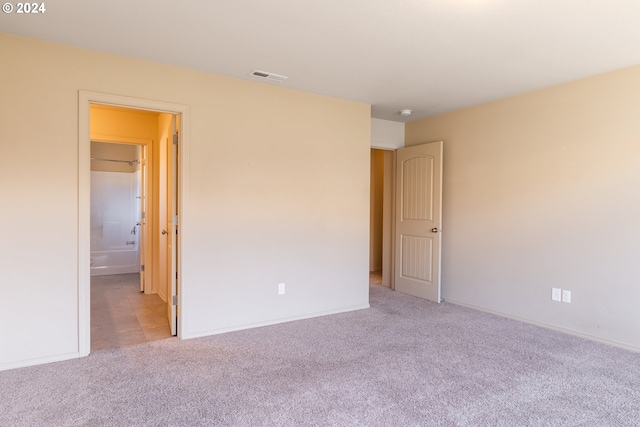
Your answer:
138,146 -> 148,292
167,115 -> 179,336
394,141 -> 443,302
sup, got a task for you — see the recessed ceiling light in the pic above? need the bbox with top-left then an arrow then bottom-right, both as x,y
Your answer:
400,109 -> 412,116
249,70 -> 288,82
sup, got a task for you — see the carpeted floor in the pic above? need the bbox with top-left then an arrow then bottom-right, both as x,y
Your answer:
1,285 -> 639,426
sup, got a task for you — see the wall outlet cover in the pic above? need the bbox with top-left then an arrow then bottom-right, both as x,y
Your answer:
562,290 -> 571,303
552,288 -> 562,302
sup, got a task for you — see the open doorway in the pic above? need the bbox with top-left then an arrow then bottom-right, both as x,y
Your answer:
369,148 -> 394,288
89,137 -> 171,349
78,92 -> 189,356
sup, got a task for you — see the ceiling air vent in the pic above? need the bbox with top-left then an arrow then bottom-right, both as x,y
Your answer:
249,70 -> 288,82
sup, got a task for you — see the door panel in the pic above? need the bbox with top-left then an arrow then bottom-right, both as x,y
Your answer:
400,235 -> 433,282
138,146 -> 147,292
395,141 -> 443,302
167,115 -> 179,336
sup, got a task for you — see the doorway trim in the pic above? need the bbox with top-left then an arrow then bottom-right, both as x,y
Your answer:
78,91 -> 190,356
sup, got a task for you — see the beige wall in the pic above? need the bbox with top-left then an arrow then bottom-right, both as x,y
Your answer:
406,64 -> 640,350
91,106 -> 159,139
0,33 -> 370,370
91,141 -> 140,173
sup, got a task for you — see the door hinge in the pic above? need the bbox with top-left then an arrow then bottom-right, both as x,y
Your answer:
141,265 -> 145,272
172,295 -> 178,305
173,133 -> 179,145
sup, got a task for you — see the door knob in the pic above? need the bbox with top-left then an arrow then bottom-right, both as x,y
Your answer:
162,229 -> 168,235
431,228 -> 441,233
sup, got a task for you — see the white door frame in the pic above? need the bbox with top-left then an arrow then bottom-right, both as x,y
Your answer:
78,91 -> 190,356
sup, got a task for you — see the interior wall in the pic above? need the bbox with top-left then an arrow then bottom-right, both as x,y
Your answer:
91,142 -> 139,173
371,118 -> 405,150
0,33 -> 370,370
91,106 -> 159,139
406,64 -> 640,350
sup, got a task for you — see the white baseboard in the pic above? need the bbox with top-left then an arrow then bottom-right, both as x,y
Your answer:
183,303 -> 371,340
0,351 -> 82,372
445,298 -> 640,354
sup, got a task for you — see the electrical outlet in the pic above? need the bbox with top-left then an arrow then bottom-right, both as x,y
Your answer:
562,290 -> 571,303
278,283 -> 285,295
552,288 -> 561,302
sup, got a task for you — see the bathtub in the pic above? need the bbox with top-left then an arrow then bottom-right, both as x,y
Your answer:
90,244 -> 139,276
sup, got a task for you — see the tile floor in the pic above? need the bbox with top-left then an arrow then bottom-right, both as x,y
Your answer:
369,270 -> 383,285
91,273 -> 172,350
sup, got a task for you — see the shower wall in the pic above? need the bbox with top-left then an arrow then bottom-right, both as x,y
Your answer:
90,143 -> 141,276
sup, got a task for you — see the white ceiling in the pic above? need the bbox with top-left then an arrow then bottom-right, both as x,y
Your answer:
2,0 -> 640,122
